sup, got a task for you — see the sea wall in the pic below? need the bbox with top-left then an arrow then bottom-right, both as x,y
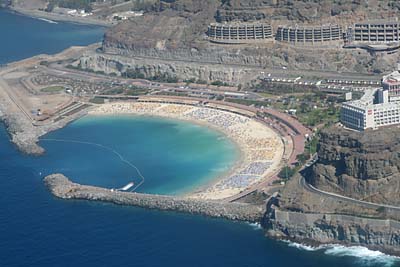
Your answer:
264,204 -> 400,256
44,174 -> 265,222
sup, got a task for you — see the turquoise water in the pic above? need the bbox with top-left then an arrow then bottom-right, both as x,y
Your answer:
1,8 -> 400,267
38,115 -> 238,195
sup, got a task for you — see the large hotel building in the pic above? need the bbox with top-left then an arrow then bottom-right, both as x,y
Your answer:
340,67 -> 400,131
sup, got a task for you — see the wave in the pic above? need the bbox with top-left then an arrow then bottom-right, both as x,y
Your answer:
247,222 -> 262,231
286,241 -> 400,267
286,242 -> 318,251
37,18 -> 58,24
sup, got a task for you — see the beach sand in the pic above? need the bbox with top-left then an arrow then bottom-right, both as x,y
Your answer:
90,102 -> 284,200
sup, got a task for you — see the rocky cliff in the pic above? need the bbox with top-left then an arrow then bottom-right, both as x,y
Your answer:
265,203 -> 400,256
309,126 -> 400,205
72,0 -> 400,84
263,174 -> 400,256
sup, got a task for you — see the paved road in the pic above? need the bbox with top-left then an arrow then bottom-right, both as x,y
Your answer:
299,175 -> 400,211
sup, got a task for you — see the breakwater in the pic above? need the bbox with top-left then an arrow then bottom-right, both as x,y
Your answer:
44,174 -> 265,222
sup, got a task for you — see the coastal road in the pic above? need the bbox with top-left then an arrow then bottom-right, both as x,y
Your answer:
299,175 -> 400,211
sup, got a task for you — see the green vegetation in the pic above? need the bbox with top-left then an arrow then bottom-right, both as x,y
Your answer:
297,105 -> 340,127
278,165 -> 297,180
40,86 -> 65,93
225,98 -> 269,107
157,92 -> 188,97
149,72 -> 178,83
252,81 -> 316,95
89,97 -> 105,104
210,80 -> 229,87
102,87 -> 124,95
296,153 -> 310,165
39,61 -> 50,67
123,68 -> 145,79
196,79 -> 208,85
126,87 -> 149,95
67,64 -> 108,76
266,91 -> 342,128
123,69 -> 179,83
305,136 -> 319,155
296,136 -> 319,164
184,78 -> 196,84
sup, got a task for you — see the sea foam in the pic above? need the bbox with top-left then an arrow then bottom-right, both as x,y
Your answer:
247,222 -> 262,231
286,241 -> 400,267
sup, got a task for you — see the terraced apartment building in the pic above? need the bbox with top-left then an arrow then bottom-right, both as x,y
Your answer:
206,19 -> 400,51
350,20 -> 400,43
275,24 -> 342,45
207,22 -> 273,44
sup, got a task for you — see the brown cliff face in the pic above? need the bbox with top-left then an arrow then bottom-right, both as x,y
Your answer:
310,126 -> 400,205
98,0 -> 399,78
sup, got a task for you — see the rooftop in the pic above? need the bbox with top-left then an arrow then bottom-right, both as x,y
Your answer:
383,69 -> 400,84
355,18 -> 399,25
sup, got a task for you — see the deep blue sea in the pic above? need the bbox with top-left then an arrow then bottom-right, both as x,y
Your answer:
0,9 -> 399,267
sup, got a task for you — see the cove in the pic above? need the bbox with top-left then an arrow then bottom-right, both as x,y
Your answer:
36,114 -> 239,195
1,9 -> 399,267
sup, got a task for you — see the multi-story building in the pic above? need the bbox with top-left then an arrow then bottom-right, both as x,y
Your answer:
341,68 -> 400,131
275,24 -> 342,45
382,67 -> 400,101
352,20 -> 400,43
207,22 -> 273,44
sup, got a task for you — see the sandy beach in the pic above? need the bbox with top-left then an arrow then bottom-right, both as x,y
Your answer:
90,102 -> 284,200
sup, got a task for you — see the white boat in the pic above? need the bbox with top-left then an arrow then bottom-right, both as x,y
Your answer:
119,182 -> 135,191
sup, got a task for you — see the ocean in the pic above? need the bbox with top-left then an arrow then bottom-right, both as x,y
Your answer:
0,9 -> 399,267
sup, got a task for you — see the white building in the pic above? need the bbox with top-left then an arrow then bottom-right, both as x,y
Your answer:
382,65 -> 400,101
341,67 -> 400,131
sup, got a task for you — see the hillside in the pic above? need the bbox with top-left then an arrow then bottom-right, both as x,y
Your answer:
309,125 -> 400,205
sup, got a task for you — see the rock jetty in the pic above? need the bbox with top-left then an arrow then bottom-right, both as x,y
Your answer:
44,174 -> 265,222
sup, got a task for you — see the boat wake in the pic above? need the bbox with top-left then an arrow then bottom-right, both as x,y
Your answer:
37,18 -> 58,24
286,241 -> 400,267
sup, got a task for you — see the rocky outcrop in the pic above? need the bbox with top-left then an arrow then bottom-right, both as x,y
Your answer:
44,173 -> 265,222
265,204 -> 400,256
263,175 -> 400,256
0,0 -> 10,8
309,126 -> 400,205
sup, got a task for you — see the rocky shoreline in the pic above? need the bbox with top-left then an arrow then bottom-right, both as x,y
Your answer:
44,173 -> 265,222
264,200 -> 400,257
0,103 -> 90,155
